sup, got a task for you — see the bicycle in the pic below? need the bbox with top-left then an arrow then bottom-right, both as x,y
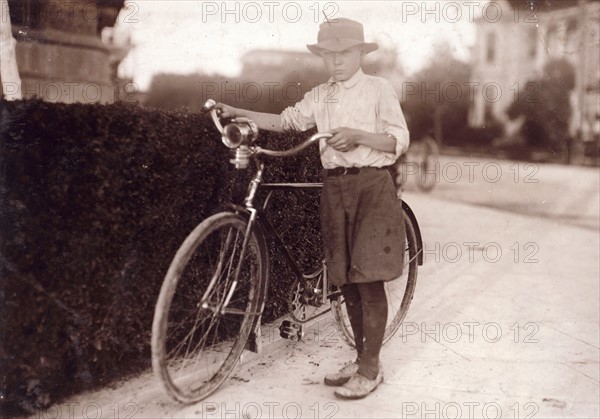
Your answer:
395,135 -> 440,193
151,99 -> 424,403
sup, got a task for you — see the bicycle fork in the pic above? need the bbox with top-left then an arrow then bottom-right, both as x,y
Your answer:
221,208 -> 259,312
205,164 -> 265,315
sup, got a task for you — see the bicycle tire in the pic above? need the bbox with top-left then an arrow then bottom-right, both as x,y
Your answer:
151,212 -> 268,403
331,209 -> 419,347
416,136 -> 440,192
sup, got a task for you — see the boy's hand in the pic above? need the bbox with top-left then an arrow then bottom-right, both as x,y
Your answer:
214,102 -> 239,119
327,127 -> 361,152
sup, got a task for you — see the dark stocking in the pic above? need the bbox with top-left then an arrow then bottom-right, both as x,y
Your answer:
341,281 -> 387,380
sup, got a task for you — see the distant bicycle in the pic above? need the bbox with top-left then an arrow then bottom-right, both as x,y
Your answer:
395,135 -> 440,193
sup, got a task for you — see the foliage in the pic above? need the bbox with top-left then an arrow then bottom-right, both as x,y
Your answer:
401,41 -> 472,146
145,65 -> 328,115
507,58 -> 576,152
454,120 -> 505,148
0,99 -> 321,413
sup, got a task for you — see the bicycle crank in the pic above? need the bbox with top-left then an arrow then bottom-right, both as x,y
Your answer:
279,320 -> 303,341
289,277 -> 330,323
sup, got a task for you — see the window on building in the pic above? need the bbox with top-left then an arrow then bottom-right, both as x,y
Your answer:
566,19 -> 578,33
528,27 -> 538,58
486,32 -> 497,63
590,18 -> 600,44
547,23 -> 558,56
484,101 -> 494,125
565,19 -> 579,53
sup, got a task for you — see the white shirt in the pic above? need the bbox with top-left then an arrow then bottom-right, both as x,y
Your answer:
280,69 -> 409,168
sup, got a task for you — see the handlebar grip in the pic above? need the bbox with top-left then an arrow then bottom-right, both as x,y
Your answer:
203,99 -> 225,133
210,109 -> 224,134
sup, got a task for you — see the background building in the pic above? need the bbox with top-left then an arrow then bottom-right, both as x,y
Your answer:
469,0 -> 599,142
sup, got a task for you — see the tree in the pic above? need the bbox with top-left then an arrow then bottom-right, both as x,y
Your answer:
507,58 -> 576,161
401,41 -> 471,146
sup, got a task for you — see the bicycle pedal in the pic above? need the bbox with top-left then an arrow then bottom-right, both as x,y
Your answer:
279,320 -> 303,341
301,290 -> 324,307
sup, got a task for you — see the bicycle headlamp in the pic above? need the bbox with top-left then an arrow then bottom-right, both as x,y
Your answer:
221,118 -> 258,149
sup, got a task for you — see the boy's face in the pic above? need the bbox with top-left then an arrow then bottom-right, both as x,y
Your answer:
319,46 -> 364,82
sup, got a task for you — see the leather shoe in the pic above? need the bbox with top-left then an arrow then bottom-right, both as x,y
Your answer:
334,369 -> 384,399
324,361 -> 359,386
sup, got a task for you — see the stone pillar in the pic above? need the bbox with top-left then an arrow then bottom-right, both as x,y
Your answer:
11,0 -> 123,103
1,0 -> 22,99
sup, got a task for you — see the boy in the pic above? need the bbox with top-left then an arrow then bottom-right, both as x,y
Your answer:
216,17 -> 409,399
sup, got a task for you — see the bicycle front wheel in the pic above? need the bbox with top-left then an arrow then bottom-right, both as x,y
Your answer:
152,212 -> 268,403
331,209 -> 419,347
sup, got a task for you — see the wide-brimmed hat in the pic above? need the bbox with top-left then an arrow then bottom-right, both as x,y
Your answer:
307,18 -> 378,56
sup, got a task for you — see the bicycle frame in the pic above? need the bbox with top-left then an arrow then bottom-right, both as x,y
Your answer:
261,183 -> 339,307
229,156 -> 425,308
235,151 -> 425,277
229,159 -> 333,306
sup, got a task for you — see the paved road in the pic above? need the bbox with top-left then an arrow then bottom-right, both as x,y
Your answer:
401,155 -> 599,231
41,158 -> 599,418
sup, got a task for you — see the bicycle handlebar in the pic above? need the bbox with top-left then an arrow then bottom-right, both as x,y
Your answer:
255,132 -> 332,158
203,99 -> 332,160
204,99 -> 225,134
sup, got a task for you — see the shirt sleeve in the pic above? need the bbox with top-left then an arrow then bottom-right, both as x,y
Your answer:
280,86 -> 317,132
377,81 -> 410,158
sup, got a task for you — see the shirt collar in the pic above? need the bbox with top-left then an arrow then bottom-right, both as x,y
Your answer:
328,68 -> 365,89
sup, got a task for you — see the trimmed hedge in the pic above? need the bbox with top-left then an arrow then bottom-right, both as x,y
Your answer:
0,99 -> 322,413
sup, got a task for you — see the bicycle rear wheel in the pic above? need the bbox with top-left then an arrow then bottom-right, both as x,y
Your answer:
331,209 -> 418,347
152,212 -> 267,403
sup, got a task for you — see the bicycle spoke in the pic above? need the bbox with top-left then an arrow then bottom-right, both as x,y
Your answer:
201,228 -> 241,310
